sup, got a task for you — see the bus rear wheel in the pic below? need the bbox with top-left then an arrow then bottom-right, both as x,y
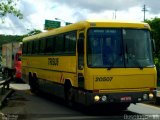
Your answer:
64,81 -> 74,107
29,73 -> 39,94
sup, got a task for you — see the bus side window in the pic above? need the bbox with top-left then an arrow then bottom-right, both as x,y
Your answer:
34,40 -> 39,54
22,42 -> 27,55
46,37 -> 54,54
64,32 -> 76,54
39,39 -> 46,54
28,41 -> 33,55
55,35 -> 64,54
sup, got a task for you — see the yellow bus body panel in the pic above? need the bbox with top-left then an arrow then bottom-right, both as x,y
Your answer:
22,56 -> 76,85
85,67 -> 156,92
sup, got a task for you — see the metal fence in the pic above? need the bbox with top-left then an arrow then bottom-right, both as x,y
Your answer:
0,77 -> 14,107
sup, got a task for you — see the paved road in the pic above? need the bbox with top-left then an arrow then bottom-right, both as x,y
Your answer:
1,90 -> 160,120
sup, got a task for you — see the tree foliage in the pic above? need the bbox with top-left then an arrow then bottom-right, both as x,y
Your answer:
145,18 -> 160,57
0,29 -> 42,50
0,0 -> 23,21
145,18 -> 160,84
26,29 -> 42,36
0,34 -> 24,51
0,34 -> 23,44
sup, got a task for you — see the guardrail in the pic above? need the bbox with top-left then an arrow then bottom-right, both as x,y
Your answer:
0,77 -> 14,107
0,76 -> 30,108
0,77 -> 12,94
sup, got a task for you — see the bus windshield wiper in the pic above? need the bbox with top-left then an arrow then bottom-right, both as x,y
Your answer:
107,54 -> 122,70
125,44 -> 143,70
128,55 -> 144,70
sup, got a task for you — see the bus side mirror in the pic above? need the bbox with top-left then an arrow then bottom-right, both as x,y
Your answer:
152,39 -> 156,53
78,35 -> 84,54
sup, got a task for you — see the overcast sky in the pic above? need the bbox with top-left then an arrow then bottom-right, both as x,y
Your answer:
0,0 -> 160,35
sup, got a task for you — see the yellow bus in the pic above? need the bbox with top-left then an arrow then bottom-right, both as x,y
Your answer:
22,20 -> 157,110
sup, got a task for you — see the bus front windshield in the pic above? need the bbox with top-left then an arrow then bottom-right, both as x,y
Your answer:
87,28 -> 154,68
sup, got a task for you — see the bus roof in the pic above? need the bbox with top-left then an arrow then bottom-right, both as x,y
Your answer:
23,20 -> 150,42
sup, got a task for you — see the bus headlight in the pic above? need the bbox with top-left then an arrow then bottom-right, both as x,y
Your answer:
143,94 -> 148,100
101,95 -> 107,102
149,93 -> 154,99
94,95 -> 100,102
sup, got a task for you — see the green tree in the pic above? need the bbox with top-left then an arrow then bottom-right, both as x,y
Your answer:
0,0 -> 23,21
0,34 -> 24,44
0,29 -> 42,49
26,29 -> 42,36
145,18 -> 160,86
145,18 -> 160,57
0,34 -> 24,53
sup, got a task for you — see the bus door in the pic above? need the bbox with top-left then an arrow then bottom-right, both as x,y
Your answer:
77,32 -> 85,89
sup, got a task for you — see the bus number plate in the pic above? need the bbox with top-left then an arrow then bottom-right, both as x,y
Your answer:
120,96 -> 132,101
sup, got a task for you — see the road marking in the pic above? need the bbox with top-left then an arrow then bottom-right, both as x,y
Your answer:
138,103 -> 160,110
10,84 -> 30,91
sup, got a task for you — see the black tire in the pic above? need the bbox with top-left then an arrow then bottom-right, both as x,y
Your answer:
29,73 -> 35,93
64,81 -> 74,107
30,74 -> 39,94
33,75 -> 39,94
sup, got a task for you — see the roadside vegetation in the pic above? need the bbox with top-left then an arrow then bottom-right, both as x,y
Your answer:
145,18 -> 160,87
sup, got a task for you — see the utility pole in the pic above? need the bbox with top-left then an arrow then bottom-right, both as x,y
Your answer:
115,9 -> 117,20
112,9 -> 117,20
142,4 -> 148,21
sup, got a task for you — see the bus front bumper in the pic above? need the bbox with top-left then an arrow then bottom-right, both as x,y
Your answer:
76,90 -> 157,106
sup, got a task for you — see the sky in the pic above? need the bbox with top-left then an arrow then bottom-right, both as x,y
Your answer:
0,0 -> 160,35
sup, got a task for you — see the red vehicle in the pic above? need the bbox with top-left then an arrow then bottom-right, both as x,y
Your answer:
14,51 -> 22,80
2,42 -> 22,81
